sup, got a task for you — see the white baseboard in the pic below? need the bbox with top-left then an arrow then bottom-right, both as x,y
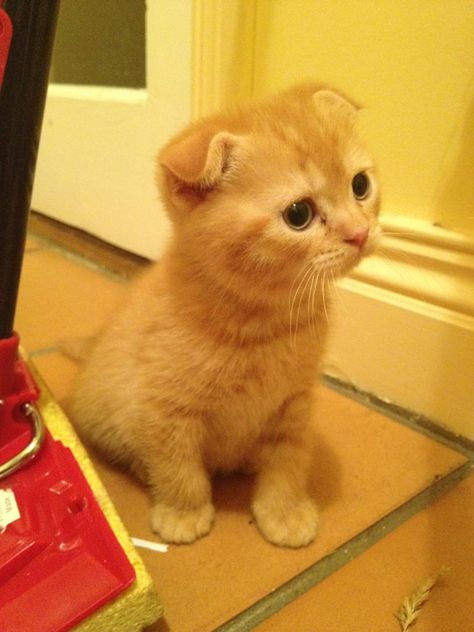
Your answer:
325,216 -> 474,441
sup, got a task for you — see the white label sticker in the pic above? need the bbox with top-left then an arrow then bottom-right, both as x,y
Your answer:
0,488 -> 21,529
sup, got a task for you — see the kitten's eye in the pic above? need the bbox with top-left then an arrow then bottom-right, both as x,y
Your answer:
283,200 -> 315,231
352,172 -> 370,200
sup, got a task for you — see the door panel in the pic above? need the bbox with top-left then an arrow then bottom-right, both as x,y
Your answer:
32,1 -> 193,259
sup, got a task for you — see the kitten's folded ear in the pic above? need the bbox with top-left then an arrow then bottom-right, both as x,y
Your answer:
158,127 -> 240,213
312,89 -> 359,124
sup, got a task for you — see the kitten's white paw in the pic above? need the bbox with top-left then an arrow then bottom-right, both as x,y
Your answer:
252,497 -> 318,548
151,502 -> 215,544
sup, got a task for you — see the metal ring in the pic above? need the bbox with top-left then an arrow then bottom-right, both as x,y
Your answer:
0,402 -> 45,480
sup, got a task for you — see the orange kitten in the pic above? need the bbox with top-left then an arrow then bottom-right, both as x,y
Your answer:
70,84 -> 381,547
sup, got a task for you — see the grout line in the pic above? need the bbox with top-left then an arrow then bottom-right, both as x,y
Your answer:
322,374 -> 474,459
27,211 -> 150,281
26,235 -> 132,284
216,461 -> 473,632
28,347 -> 59,358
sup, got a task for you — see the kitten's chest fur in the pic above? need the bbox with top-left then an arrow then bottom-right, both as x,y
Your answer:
131,267 -> 323,470
200,335 -> 319,471
150,288 -> 322,471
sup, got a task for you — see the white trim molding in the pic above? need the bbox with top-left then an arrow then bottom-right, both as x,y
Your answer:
353,215 -> 474,318
192,0 -> 257,118
326,215 -> 474,440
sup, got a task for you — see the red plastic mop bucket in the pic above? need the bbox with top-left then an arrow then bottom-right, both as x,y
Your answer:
0,3 -> 135,630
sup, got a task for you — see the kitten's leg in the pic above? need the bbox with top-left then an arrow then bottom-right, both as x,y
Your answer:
252,392 -> 318,548
144,415 -> 215,544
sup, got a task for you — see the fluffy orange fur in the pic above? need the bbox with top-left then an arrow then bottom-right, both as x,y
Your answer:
70,83 -> 381,547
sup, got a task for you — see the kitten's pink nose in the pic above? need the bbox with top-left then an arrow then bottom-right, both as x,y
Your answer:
345,227 -> 369,250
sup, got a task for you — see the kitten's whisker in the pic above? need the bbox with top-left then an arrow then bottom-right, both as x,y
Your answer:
289,262 -> 312,309
377,243 -> 419,264
311,268 -> 322,338
294,264 -> 314,347
332,272 -> 349,319
309,264 -> 323,339
307,268 -> 317,339
289,262 -> 313,342
376,245 -> 445,299
384,249 -> 430,276
321,269 -> 330,324
305,269 -> 313,338
381,231 -> 417,238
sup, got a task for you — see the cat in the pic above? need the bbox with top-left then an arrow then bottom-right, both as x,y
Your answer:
70,83 -> 381,548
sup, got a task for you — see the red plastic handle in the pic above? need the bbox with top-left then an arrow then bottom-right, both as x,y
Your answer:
0,6 -> 13,91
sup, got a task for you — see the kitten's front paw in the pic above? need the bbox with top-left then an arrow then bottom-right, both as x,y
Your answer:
151,502 -> 215,544
252,497 -> 318,548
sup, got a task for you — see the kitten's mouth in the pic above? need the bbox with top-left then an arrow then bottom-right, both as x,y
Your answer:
347,240 -> 370,260
345,242 -> 374,271
318,236 -> 376,276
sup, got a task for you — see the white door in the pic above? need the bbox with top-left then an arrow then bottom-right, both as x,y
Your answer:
32,0 -> 193,260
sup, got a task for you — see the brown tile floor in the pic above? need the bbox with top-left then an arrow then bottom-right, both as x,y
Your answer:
14,234 -> 473,631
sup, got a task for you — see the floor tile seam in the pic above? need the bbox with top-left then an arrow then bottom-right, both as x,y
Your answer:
322,374 -> 474,460
26,231 -> 130,284
215,461 -> 473,632
27,347 -> 60,358
24,244 -> 44,254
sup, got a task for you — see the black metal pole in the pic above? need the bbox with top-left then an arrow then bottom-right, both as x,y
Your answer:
0,1 -> 59,339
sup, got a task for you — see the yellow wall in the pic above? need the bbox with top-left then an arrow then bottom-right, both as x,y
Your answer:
193,0 -> 474,438
252,0 -> 474,235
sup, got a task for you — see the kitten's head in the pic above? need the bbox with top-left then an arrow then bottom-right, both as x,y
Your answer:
157,83 -> 381,298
